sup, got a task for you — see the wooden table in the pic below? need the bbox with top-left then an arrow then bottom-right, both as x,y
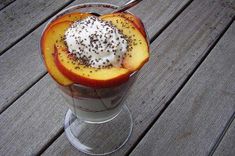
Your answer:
0,0 -> 234,155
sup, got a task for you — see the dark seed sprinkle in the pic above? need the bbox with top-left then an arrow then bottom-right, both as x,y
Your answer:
64,16 -> 130,69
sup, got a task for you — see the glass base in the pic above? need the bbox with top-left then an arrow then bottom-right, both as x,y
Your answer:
64,105 -> 133,155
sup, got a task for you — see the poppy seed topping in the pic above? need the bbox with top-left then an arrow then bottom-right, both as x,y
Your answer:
64,16 -> 128,68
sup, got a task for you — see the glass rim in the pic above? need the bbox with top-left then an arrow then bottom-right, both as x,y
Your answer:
39,2 -> 144,89
41,2 -> 120,41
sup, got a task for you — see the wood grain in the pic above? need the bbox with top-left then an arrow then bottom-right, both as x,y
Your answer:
130,22 -> 235,156
0,0 -> 74,54
0,0 -> 16,10
214,115 -> 235,156
41,0 -> 234,155
0,75 -> 67,156
0,25 -> 46,113
0,0 -> 191,112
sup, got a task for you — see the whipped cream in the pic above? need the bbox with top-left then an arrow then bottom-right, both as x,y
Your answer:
64,16 -> 128,68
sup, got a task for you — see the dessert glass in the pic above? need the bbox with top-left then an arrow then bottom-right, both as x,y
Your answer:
40,2 -> 149,155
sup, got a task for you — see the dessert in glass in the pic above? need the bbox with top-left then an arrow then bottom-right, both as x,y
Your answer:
40,3 -> 149,155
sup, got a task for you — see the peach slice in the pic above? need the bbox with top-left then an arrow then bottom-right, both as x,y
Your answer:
101,15 -> 149,71
54,43 -> 131,88
41,13 -> 91,86
41,21 -> 73,85
101,12 -> 146,38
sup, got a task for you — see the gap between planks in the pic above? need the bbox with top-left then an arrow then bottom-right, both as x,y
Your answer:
150,0 -> 194,43
125,16 -> 235,156
0,0 -> 76,56
0,72 -> 47,114
34,0 -> 195,155
209,111 -> 235,156
0,0 -> 16,11
213,113 -> 235,156
36,127 -> 64,156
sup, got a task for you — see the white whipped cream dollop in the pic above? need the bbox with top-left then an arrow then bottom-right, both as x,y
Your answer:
64,16 -> 128,68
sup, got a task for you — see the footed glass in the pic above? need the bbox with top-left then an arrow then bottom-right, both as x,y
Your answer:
40,2 -> 149,155
58,71 -> 137,155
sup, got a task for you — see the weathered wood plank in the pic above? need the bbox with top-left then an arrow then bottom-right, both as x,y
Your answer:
214,115 -> 235,156
0,0 -> 16,10
41,0 -> 234,155
0,25 -> 46,113
0,0 -> 74,54
130,22 -> 235,156
0,0 -> 191,113
0,75 -> 67,156
0,0 -> 194,155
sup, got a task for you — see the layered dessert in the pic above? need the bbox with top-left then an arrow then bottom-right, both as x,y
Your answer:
41,11 -> 149,122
